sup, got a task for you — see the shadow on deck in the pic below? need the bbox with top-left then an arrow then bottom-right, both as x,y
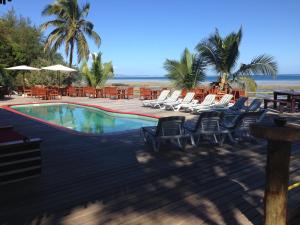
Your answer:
0,108 -> 299,225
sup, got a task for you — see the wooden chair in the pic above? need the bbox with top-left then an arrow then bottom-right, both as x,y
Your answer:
104,86 -> 111,98
67,86 -> 77,97
140,87 -> 152,100
36,87 -> 47,100
83,87 -> 97,98
117,87 -> 126,99
181,88 -> 188,98
108,87 -> 118,99
48,89 -> 59,100
125,87 -> 134,99
194,87 -> 206,102
96,88 -> 104,98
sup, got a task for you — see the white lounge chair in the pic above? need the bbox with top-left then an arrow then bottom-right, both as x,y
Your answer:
194,94 -> 233,113
151,90 -> 181,109
210,94 -> 234,109
164,92 -> 195,111
186,94 -> 216,112
142,90 -> 170,107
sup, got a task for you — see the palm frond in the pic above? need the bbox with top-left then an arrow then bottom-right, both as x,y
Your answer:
76,32 -> 89,63
233,54 -> 278,79
164,49 -> 206,89
41,0 -> 101,65
80,2 -> 90,18
40,19 -> 65,31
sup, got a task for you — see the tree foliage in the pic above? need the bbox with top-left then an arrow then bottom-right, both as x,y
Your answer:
81,52 -> 114,87
164,48 -> 206,90
196,27 -> 278,91
0,9 -> 65,87
41,0 -> 101,67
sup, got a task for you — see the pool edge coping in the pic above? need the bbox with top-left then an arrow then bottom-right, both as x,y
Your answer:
1,101 -> 160,137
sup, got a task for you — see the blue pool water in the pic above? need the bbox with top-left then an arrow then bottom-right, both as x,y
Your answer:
11,103 -> 157,134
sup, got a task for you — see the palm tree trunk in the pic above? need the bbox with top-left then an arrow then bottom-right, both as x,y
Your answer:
220,73 -> 227,91
69,40 -> 74,67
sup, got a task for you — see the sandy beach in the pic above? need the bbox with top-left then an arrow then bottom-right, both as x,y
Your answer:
107,80 -> 300,89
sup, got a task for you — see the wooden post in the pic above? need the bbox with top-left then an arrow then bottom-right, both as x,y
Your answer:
250,122 -> 300,225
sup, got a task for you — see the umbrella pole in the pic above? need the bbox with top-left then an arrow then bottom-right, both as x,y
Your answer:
58,71 -> 61,95
22,72 -> 25,96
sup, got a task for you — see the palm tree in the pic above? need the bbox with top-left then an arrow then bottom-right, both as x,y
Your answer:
41,0 -> 101,67
81,52 -> 114,87
164,48 -> 206,90
196,28 -> 278,91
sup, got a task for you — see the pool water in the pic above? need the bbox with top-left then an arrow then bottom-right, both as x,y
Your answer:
11,103 -> 157,134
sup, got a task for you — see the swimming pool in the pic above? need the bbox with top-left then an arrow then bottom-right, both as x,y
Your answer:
10,103 -> 158,135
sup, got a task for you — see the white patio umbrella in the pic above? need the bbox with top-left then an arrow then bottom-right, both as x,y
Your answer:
5,65 -> 41,93
41,64 -> 77,90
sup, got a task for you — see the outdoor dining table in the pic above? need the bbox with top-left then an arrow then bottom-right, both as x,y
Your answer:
273,90 -> 300,113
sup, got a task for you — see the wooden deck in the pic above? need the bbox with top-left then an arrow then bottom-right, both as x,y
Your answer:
0,96 -> 300,225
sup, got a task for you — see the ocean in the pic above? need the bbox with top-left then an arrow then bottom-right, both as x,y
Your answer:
108,74 -> 300,85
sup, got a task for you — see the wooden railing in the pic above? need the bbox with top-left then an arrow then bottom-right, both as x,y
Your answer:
250,122 -> 300,225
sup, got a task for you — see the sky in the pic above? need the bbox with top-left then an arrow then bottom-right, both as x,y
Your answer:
0,0 -> 300,76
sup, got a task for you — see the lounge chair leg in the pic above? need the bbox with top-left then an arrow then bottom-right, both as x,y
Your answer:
213,134 -> 218,144
190,135 -> 196,146
141,129 -> 147,143
152,139 -> 160,152
177,138 -> 185,150
219,134 -> 225,146
227,132 -> 237,143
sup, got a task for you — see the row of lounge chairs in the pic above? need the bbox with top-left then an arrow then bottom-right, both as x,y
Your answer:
141,90 -> 266,151
142,109 -> 266,152
142,90 -> 260,114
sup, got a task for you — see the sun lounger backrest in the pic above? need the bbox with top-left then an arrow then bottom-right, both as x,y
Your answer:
155,116 -> 185,136
182,92 -> 195,103
234,111 -> 266,129
157,90 -> 170,101
201,118 -> 221,132
247,99 -> 263,112
194,111 -> 223,132
230,97 -> 248,111
218,94 -> 233,105
201,94 -> 216,106
166,90 -> 181,102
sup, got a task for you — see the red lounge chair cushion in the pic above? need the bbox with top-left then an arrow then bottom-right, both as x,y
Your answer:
0,129 -> 27,143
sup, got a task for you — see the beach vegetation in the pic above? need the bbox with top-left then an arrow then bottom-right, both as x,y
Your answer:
196,27 -> 278,91
164,48 -> 206,90
81,52 -> 114,87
